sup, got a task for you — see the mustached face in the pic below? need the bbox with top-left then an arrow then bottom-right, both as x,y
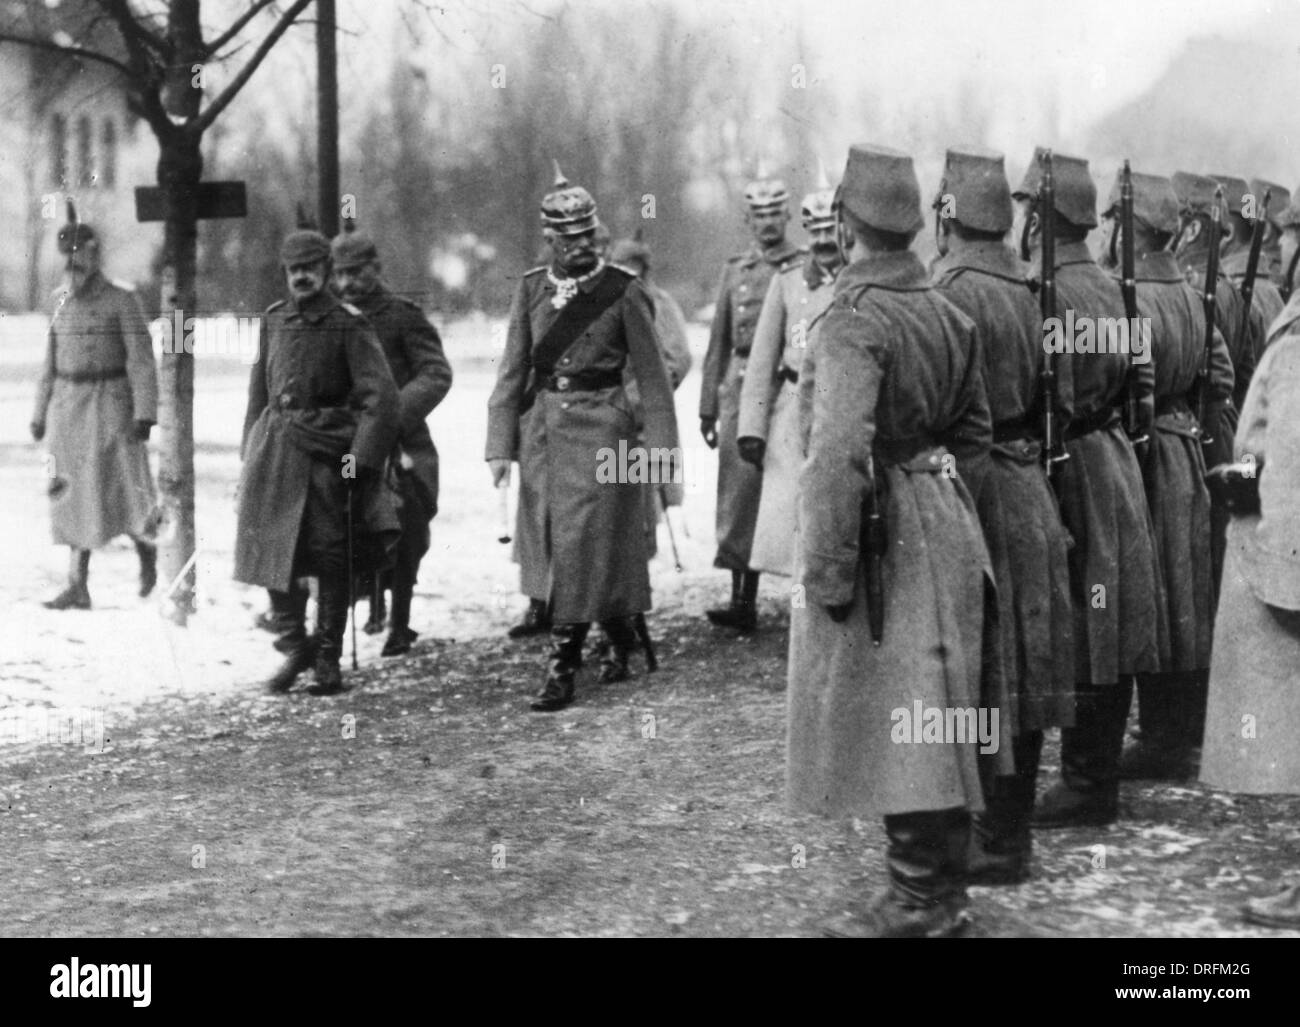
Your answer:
747,208 -> 789,246
548,229 -> 599,273
808,224 -> 839,265
332,260 -> 381,303
65,245 -> 101,291
286,259 -> 329,300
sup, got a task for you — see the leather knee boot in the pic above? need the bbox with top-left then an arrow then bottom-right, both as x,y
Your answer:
308,576 -> 351,696
822,808 -> 971,938
508,597 -> 551,639
971,730 -> 1042,884
531,622 -> 589,712
1120,672 -> 1196,780
44,548 -> 91,610
382,559 -> 419,657
1035,678 -> 1132,828
597,616 -> 637,683
132,536 -> 157,598
706,570 -> 758,632
264,586 -> 314,693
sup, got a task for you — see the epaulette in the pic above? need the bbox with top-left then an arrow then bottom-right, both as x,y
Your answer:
610,262 -> 641,278
340,301 -> 363,317
778,262 -> 804,277
523,265 -> 548,277
394,295 -> 424,311
108,277 -> 136,293
265,299 -> 287,314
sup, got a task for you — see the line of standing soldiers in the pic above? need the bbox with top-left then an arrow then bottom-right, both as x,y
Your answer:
702,142 -> 1298,937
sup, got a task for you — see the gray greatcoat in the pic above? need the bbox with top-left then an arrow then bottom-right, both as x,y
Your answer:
32,272 -> 158,549
1201,300 -> 1300,794
738,261 -> 836,577
786,251 -> 995,819
486,264 -> 678,623
700,240 -> 804,571
234,291 -> 400,591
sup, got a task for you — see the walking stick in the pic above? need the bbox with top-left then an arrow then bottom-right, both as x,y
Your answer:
347,487 -> 358,671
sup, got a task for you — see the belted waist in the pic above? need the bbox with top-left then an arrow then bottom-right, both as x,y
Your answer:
777,364 -> 799,385
276,395 -> 348,412
992,417 -> 1040,443
538,368 -> 623,393
733,347 -> 751,359
56,367 -> 127,383
1155,394 -> 1192,418
1068,406 -> 1121,438
874,436 -> 947,469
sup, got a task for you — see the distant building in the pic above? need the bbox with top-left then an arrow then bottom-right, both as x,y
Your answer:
0,29 -> 158,311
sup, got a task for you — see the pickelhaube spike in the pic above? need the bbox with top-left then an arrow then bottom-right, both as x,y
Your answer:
66,199 -> 78,225
552,159 -> 569,190
814,156 -> 831,192
540,161 -> 599,237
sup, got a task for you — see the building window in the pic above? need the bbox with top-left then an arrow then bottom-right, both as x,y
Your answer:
77,115 -> 93,187
101,118 -> 117,188
50,113 -> 68,186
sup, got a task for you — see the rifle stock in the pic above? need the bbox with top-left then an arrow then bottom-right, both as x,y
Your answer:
1038,151 -> 1068,479
1195,187 -> 1224,447
1117,160 -> 1149,447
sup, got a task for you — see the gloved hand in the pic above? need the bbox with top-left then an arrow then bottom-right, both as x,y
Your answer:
700,417 -> 718,449
737,436 -> 765,469
489,459 -> 511,488
30,420 -> 45,442
132,419 -> 154,442
827,602 -> 852,623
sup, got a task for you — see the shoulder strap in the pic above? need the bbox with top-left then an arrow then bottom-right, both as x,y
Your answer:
531,270 -> 632,376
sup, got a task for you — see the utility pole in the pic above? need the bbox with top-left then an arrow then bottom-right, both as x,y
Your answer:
317,0 -> 339,236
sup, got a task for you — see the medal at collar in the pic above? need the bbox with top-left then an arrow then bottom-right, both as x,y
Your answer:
547,258 -> 606,310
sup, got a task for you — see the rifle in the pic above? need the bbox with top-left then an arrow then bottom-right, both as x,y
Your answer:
1238,187 -> 1271,342
1038,150 -> 1069,480
860,468 -> 885,646
1194,186 -> 1225,446
1117,160 -> 1150,449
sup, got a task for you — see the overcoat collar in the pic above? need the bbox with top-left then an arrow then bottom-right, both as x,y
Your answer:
932,240 -> 1026,284
834,250 -> 929,295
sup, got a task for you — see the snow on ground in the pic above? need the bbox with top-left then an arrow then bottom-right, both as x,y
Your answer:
0,315 -> 745,734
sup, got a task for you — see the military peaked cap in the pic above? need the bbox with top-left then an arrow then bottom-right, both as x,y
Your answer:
935,145 -> 1012,233
837,144 -> 924,234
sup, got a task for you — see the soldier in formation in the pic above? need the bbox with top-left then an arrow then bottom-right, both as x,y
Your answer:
700,174 -> 804,631
737,171 -> 843,580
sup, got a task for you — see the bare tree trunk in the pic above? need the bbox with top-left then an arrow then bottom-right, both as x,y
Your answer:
317,0 -> 339,237
157,131 -> 203,624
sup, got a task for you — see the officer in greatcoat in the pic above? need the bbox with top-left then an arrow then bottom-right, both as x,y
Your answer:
788,144 -> 994,938
700,174 -> 804,631
235,230 -> 401,695
1097,171 -> 1233,782
1013,151 -> 1163,829
486,169 -> 678,712
929,146 -> 1075,883
331,231 -> 453,657
31,211 -> 159,610
1201,204 -> 1300,926
737,174 -> 843,578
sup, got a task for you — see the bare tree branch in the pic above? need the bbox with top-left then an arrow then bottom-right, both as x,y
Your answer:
0,31 -> 135,79
204,0 -> 276,58
193,0 -> 314,133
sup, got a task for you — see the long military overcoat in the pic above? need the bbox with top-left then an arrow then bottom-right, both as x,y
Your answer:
786,251 -> 995,819
1201,307 -> 1300,794
351,286 -> 453,521
738,262 -> 835,576
1132,251 -> 1231,673
931,242 -> 1075,735
486,264 -> 678,623
1052,241 -> 1163,684
33,272 -> 158,549
234,291 -> 400,591
700,240 -> 803,571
